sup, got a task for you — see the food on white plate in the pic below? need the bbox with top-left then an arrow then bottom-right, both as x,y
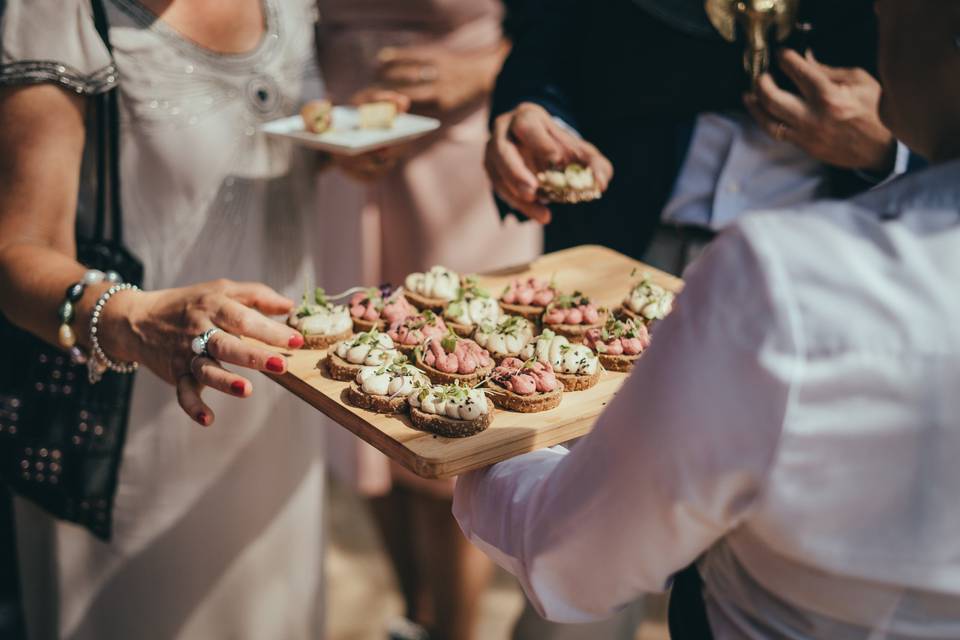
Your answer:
404,265 -> 461,311
408,382 -> 493,438
288,287 -> 353,349
521,329 -> 600,391
619,274 -> 675,326
536,163 -> 602,204
414,331 -> 495,386
301,99 -> 333,134
584,317 -> 651,372
473,316 -> 535,361
349,285 -> 417,332
345,362 -> 431,414
541,292 -> 607,342
325,330 -> 401,381
358,101 -> 398,130
486,357 -> 562,413
499,277 -> 557,323
443,278 -> 501,337
387,310 -> 448,354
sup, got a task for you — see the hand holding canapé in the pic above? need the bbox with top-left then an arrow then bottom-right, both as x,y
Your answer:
485,102 -> 613,224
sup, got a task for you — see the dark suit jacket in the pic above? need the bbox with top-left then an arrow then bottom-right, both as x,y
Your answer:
496,0 -> 880,258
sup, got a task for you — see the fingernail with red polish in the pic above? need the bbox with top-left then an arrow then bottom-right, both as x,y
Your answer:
231,380 -> 246,396
196,411 -> 210,426
288,333 -> 304,349
266,356 -> 285,373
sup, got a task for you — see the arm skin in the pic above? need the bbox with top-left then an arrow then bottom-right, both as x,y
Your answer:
0,84 -> 302,426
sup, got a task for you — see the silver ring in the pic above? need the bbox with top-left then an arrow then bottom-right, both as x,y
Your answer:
191,328 -> 221,357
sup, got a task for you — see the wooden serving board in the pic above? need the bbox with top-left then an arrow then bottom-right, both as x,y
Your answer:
264,245 -> 682,479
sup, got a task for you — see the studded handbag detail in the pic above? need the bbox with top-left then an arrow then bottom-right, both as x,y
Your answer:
0,0 -> 143,540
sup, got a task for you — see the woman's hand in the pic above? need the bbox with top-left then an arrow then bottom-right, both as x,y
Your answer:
335,89 -> 411,182
99,279 -> 304,426
375,41 -> 509,115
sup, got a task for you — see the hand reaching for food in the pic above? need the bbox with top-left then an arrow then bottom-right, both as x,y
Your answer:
485,102 -> 614,224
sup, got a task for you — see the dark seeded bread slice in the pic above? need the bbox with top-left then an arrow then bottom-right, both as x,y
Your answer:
544,310 -> 609,343
447,321 -> 475,338
352,317 -> 385,333
537,185 -> 602,204
598,353 -> 640,373
323,351 -> 368,382
413,351 -> 493,387
485,382 -> 562,413
404,290 -> 451,313
299,326 -> 353,350
499,302 -> 545,324
345,383 -> 409,414
554,367 -> 601,392
409,399 -> 494,438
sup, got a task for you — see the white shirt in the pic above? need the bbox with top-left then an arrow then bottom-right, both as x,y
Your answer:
453,159 -> 960,639
662,112 -> 910,230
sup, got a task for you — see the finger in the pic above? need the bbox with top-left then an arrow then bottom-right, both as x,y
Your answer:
377,45 -> 433,65
491,114 -> 540,201
223,281 -> 294,315
378,62 -> 428,87
205,329 -> 289,374
510,109 -> 568,169
191,355 -> 252,398
213,298 -> 300,348
176,374 -> 213,426
754,73 -> 810,127
350,88 -> 412,113
743,94 -> 795,144
777,48 -> 833,102
489,162 -> 552,224
582,143 -> 614,191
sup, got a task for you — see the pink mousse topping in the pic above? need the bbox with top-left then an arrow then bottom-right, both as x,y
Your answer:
501,278 -> 556,307
387,312 -> 447,347
423,338 -> 494,375
492,357 -> 560,395
543,293 -> 601,326
350,290 -> 416,325
584,321 -> 651,356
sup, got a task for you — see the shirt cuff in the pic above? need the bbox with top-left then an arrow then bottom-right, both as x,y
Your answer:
855,141 -> 910,187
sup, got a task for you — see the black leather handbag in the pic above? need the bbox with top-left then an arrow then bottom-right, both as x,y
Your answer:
0,0 -> 143,540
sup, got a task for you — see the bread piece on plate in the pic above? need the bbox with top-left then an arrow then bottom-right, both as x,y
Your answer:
536,164 -> 602,204
408,383 -> 493,438
345,363 -> 430,414
301,99 -> 333,134
403,265 -> 461,312
288,287 -> 354,349
323,330 -> 400,381
521,330 -> 601,392
358,101 -> 398,129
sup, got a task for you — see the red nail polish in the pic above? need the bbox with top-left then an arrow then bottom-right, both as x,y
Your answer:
196,411 -> 210,426
266,356 -> 285,373
288,333 -> 304,349
231,380 -> 246,396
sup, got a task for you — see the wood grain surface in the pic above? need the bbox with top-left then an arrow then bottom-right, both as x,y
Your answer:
263,245 -> 683,479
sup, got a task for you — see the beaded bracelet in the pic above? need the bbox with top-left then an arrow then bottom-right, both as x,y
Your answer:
87,283 -> 140,384
57,269 -> 122,365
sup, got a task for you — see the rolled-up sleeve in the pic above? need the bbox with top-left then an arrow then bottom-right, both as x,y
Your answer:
453,222 -> 802,623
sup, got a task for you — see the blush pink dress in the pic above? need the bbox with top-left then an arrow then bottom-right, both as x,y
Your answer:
315,0 -> 542,495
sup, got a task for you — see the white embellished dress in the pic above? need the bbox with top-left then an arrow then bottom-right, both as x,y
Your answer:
1,1 -> 329,638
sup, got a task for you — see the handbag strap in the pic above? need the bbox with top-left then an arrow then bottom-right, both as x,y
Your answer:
89,0 -> 124,246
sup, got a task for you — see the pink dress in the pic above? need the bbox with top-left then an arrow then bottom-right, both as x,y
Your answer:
315,0 -> 542,494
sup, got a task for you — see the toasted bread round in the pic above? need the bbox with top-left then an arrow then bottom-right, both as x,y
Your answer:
413,351 -> 493,387
345,383 -> 409,414
537,185 -> 602,204
352,317 -> 384,333
403,290 -> 451,312
485,382 -> 562,413
498,302 -> 545,324
409,400 -> 494,438
299,326 -> 353,350
598,353 -> 640,372
544,310 -> 609,343
447,321 -> 475,338
324,351 -> 367,381
554,367 -> 601,392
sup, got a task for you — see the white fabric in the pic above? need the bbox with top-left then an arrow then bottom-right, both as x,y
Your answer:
454,159 -> 960,639
661,111 -> 909,230
5,1 -> 330,639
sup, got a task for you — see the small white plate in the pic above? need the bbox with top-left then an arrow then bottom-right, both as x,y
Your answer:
261,106 -> 441,156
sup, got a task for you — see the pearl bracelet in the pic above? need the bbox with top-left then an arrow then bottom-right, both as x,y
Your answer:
88,283 -> 140,384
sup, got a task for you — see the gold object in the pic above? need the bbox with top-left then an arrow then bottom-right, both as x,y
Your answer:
705,0 -> 799,85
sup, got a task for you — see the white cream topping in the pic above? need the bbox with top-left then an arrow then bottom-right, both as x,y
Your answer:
473,317 -> 534,355
291,304 -> 352,336
625,279 -> 675,320
409,385 -> 489,421
404,266 -> 460,301
539,164 -> 596,190
356,364 -> 428,397
521,330 -> 598,375
335,332 -> 398,365
445,296 -> 501,327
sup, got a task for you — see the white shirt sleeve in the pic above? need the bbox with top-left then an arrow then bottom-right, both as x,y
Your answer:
453,223 -> 802,623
